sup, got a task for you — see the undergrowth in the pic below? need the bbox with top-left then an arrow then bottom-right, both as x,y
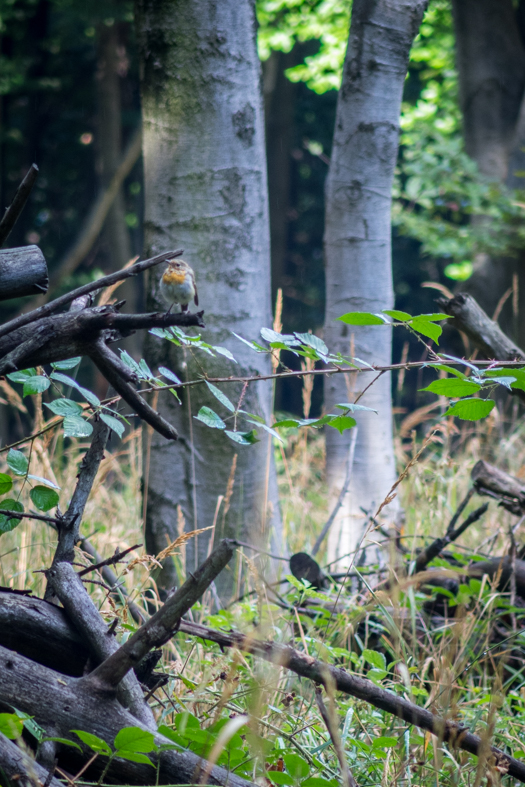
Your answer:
2,406 -> 525,786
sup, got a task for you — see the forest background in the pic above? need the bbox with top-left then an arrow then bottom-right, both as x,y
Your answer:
3,2 -> 525,786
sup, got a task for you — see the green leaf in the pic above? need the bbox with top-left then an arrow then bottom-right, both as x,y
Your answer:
335,402 -> 377,413
63,415 -> 93,438
327,415 -> 356,434
139,358 -> 154,379
194,407 -> 226,429
410,317 -> 442,343
159,366 -> 181,385
418,313 -> 451,322
51,357 -> 81,370
261,328 -> 300,345
50,372 -> 100,407
0,499 -> 23,533
225,430 -> 259,445
266,773 -> 295,786
7,449 -> 28,476
23,376 -> 50,397
302,779 -> 335,787
373,736 -> 398,748
206,381 -> 235,412
27,475 -> 60,489
245,419 -> 284,442
30,486 -> 59,512
422,378 -> 481,397
382,309 -> 413,322
294,332 -> 329,357
338,312 -> 387,326
44,398 -> 83,416
42,736 -> 81,750
118,752 -> 154,766
7,369 -> 36,383
114,727 -> 156,754
363,649 -> 387,671
367,668 -> 388,682
428,364 -> 468,379
100,413 -> 125,437
73,730 -> 112,756
445,398 -> 495,421
0,474 -> 13,495
174,713 -> 200,734
213,346 -> 237,362
273,419 -> 301,428
0,713 -> 23,739
283,753 -> 309,780
232,332 -> 267,352
120,350 -> 141,375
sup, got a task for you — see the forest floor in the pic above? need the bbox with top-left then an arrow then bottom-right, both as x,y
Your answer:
2,413 -> 525,786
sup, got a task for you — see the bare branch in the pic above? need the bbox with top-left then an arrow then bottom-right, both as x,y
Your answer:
87,539 -> 235,689
77,543 -> 142,577
178,620 -> 525,782
0,248 -> 183,341
0,731 -> 64,787
89,339 -> 178,440
46,562 -> 156,729
46,417 -> 110,574
0,164 -> 39,248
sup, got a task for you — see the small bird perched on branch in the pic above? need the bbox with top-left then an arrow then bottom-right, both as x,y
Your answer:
159,258 -> 199,313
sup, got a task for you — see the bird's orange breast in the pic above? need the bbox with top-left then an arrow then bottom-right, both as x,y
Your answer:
163,271 -> 187,285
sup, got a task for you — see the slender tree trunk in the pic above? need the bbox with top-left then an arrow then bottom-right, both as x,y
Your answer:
264,50 -> 299,303
323,0 -> 427,568
96,23 -> 133,273
452,0 -> 525,344
136,0 -> 282,595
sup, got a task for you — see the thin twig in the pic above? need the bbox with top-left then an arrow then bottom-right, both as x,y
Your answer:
0,509 -> 60,525
315,688 -> 358,787
77,543 -> 142,576
0,164 -> 39,247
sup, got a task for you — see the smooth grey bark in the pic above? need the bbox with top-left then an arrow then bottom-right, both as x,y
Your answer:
323,0 -> 427,568
136,0 -> 283,593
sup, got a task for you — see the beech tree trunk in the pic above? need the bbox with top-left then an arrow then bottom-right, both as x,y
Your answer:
323,0 -> 427,568
136,0 -> 282,594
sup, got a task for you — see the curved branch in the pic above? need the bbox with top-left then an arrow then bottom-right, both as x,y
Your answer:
89,339 -> 179,440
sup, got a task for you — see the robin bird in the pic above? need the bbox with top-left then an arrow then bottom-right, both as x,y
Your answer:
159,258 -> 199,313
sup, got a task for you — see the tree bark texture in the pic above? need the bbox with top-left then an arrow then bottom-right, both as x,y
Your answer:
136,0 -> 283,593
323,0 -> 427,567
0,245 -> 48,300
451,0 -> 525,342
96,23 -> 133,272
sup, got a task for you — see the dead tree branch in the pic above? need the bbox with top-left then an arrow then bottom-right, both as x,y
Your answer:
0,731 -> 64,787
472,459 -> 525,515
0,245 -> 48,301
0,248 -> 183,341
0,164 -> 39,248
87,539 -> 235,690
178,620 -> 525,783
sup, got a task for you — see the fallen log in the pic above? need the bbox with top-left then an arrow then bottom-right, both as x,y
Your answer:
0,245 -> 48,301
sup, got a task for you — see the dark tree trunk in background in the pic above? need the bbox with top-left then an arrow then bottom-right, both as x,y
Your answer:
323,0 -> 427,568
96,23 -> 133,273
452,0 -> 525,347
264,50 -> 299,303
136,0 -> 283,596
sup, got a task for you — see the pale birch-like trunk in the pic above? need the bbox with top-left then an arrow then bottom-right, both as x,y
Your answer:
135,0 -> 282,595
324,0 -> 427,568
